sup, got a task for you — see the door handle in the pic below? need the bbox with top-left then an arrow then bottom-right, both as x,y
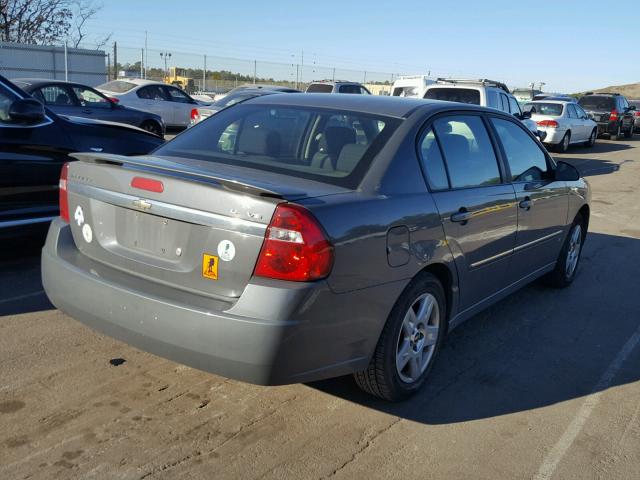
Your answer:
451,208 -> 473,224
519,197 -> 533,210
81,109 -> 92,114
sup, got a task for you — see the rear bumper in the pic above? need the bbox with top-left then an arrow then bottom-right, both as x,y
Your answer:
42,219 -> 404,385
540,127 -> 568,145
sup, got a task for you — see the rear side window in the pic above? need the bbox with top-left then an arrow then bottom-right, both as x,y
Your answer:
425,88 -> 481,105
97,80 -> 137,93
338,84 -> 362,94
137,85 -> 167,100
154,104 -> 400,188
567,104 -> 578,118
418,128 -> 449,190
393,86 -> 418,97
578,96 -> 614,110
432,115 -> 501,188
490,117 -> 549,182
306,84 -> 333,93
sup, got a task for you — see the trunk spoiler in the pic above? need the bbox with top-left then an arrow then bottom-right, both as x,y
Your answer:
71,152 -> 296,200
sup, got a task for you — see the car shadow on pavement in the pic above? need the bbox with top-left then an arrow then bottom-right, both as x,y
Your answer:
309,232 -> 640,425
0,235 -> 53,317
555,156 -> 628,177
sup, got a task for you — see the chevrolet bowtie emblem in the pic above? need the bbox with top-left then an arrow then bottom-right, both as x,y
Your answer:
132,199 -> 152,211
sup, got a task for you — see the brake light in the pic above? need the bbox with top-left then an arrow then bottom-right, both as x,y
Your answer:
610,109 -> 618,121
536,120 -> 559,128
59,162 -> 70,223
131,176 -> 164,193
254,204 -> 334,282
190,108 -> 199,121
107,96 -> 119,103
634,111 -> 640,117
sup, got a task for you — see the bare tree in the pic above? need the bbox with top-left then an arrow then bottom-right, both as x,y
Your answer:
0,0 -> 111,49
0,0 -> 73,44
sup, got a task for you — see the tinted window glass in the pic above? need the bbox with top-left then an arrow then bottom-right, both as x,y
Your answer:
433,115 -> 500,188
508,96 -> 521,115
424,88 -> 480,105
306,84 -> 333,93
0,85 -> 18,123
487,90 -> 499,109
419,128 -> 449,190
523,102 -> 563,116
154,105 -> 400,188
392,86 -> 418,97
72,86 -> 111,108
567,104 -> 578,118
491,118 -> 548,182
500,94 -> 509,112
338,84 -> 361,94
578,96 -> 615,110
165,87 -> 192,103
97,80 -> 137,93
137,85 -> 167,100
574,104 -> 587,118
37,85 -> 74,106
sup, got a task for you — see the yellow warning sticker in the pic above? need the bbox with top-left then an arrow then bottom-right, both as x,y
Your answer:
202,254 -> 219,280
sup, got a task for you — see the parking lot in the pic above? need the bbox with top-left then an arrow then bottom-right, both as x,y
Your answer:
1,136 -> 639,479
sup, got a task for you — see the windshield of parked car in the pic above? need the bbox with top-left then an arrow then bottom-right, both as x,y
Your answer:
154,104 -> 400,188
578,96 -> 615,110
96,80 -> 137,93
424,88 -> 481,105
522,103 -> 564,116
306,84 -> 333,93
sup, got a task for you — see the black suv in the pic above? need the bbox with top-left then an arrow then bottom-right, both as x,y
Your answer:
578,93 -> 635,140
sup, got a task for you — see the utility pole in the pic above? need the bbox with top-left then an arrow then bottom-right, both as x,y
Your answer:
253,60 -> 256,84
332,67 -> 335,82
203,55 -> 207,92
160,52 -> 171,77
63,41 -> 68,81
113,41 -> 117,80
144,31 -> 148,79
140,48 -> 144,79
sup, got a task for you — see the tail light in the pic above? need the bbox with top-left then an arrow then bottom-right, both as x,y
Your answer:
536,120 -> 559,128
131,176 -> 164,193
59,162 -> 70,223
610,109 -> 618,121
107,96 -> 119,103
634,111 -> 640,117
254,204 -> 334,282
190,108 -> 199,121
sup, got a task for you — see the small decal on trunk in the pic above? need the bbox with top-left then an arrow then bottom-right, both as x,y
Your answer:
82,224 -> 93,243
217,240 -> 236,262
202,254 -> 219,280
74,206 -> 85,227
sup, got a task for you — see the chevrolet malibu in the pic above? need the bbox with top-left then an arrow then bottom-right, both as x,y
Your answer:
42,95 -> 590,401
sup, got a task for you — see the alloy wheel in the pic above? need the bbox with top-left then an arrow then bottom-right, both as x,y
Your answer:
565,224 -> 582,279
396,293 -> 440,384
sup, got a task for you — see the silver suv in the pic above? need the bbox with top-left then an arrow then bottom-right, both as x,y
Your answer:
424,78 -> 542,137
306,80 -> 371,94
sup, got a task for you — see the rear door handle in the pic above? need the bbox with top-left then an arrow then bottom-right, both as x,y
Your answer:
451,209 -> 473,224
519,197 -> 533,210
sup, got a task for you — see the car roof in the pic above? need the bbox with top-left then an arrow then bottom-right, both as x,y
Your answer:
11,78 -> 95,89
103,78 -> 161,87
243,93 -> 481,118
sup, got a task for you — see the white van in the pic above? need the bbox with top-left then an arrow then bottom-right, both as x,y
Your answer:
390,75 -> 435,98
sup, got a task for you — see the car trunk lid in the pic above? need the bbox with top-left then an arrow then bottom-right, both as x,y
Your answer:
65,153 -> 347,299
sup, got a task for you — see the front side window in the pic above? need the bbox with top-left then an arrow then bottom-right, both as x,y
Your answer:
36,85 -> 74,106
154,104 -> 400,188
508,96 -> 522,115
432,115 -> 501,188
490,117 -> 549,182
418,128 -> 449,190
165,87 -> 192,103
137,86 -> 167,101
72,86 -> 111,108
574,104 -> 587,118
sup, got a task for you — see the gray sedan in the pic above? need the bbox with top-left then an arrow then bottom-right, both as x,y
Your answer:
42,94 -> 590,401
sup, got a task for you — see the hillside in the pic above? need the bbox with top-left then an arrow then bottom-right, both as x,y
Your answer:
576,81 -> 640,99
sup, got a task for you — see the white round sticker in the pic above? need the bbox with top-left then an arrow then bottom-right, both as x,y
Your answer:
217,240 -> 236,262
82,223 -> 93,243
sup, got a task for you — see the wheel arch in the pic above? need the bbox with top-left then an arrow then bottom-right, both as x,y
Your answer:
417,262 -> 456,326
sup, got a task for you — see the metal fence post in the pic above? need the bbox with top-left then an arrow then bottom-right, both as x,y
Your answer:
64,42 -> 69,81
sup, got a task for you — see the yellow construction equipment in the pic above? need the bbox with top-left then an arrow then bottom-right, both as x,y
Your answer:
164,67 -> 195,93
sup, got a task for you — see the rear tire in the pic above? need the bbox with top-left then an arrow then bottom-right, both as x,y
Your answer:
557,131 -> 570,152
584,128 -> 597,147
354,272 -> 446,401
544,214 -> 585,288
140,121 -> 163,137
624,122 -> 633,138
612,123 -> 622,140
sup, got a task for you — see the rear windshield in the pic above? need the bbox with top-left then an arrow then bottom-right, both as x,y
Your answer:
424,88 -> 481,105
523,102 -> 563,116
306,84 -> 333,93
96,80 -> 137,93
392,86 -> 418,97
154,104 -> 401,188
578,96 -> 615,110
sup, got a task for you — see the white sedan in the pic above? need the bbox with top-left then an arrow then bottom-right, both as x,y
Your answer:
523,100 -> 597,152
96,79 -> 211,129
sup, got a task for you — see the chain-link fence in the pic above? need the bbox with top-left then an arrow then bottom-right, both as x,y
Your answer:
115,45 -> 402,96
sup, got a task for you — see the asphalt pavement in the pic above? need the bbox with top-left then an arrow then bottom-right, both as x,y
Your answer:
1,136 -> 639,480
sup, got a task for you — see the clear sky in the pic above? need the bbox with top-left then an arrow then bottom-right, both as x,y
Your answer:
84,0 -> 640,92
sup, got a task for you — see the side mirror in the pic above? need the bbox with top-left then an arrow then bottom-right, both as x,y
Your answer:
628,105 -> 636,111
521,110 -> 532,119
8,98 -> 46,124
555,160 -> 580,181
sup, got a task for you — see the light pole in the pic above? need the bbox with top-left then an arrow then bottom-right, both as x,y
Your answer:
160,52 -> 172,77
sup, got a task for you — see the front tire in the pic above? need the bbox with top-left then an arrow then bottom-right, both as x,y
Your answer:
544,214 -> 585,288
354,273 -> 446,401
